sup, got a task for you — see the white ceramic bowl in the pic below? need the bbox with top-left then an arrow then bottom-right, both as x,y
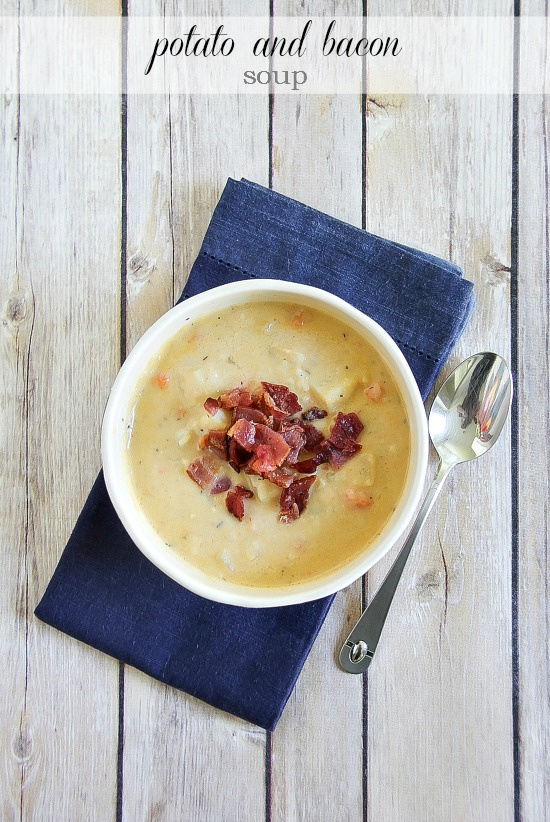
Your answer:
102,280 -> 428,607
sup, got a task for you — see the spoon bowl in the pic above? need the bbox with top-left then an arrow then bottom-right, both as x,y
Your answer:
339,352 -> 513,673
430,352 -> 513,466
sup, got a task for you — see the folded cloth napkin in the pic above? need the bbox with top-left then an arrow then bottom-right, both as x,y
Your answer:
35,178 -> 474,731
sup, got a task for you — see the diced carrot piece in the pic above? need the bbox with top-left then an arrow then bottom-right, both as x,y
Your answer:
344,488 -> 374,508
290,309 -> 305,328
154,374 -> 170,389
364,382 -> 384,402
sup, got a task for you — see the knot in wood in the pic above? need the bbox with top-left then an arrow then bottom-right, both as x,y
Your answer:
417,569 -> 443,601
5,294 -> 27,325
128,250 -> 155,286
13,729 -> 32,762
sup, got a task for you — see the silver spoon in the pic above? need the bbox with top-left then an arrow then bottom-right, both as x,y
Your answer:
339,352 -> 513,674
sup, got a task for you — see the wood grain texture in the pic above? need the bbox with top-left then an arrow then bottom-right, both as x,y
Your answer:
0,2 -> 122,820
518,3 -> 550,820
363,3 -> 515,820
20,93 -> 122,822
517,90 -> 550,820
120,2 -> 269,820
0,9 -> 29,818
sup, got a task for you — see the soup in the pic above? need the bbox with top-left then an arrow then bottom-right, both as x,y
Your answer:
127,300 -> 410,587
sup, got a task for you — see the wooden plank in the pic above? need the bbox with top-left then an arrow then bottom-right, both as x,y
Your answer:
22,91 -> 122,822
268,4 -> 364,822
0,1 -> 122,819
364,3 -> 515,820
120,3 -> 270,820
517,3 -> 550,819
0,7 -> 29,818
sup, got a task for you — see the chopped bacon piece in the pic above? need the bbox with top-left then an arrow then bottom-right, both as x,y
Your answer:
261,381 -> 302,420
228,438 -> 251,474
227,420 -> 290,475
315,412 -> 364,469
279,476 -> 316,523
344,487 -> 374,508
225,485 -> 253,521
250,389 -> 266,408
330,412 -> 364,447
263,466 -> 297,488
364,382 -> 384,402
300,422 -> 325,451
278,421 -> 307,464
249,424 -> 291,473
198,429 -> 228,461
219,387 -> 253,409
321,438 -> 362,470
227,418 -> 256,450
186,457 -> 217,490
249,445 -> 275,475
187,456 -> 231,495
232,405 -> 269,426
301,406 -> 328,421
294,455 -> 324,474
204,397 -> 221,416
210,476 -> 232,495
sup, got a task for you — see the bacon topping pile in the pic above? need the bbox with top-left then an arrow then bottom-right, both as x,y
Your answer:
187,382 -> 364,522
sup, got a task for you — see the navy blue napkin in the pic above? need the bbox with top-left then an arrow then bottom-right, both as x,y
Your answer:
35,179 -> 474,730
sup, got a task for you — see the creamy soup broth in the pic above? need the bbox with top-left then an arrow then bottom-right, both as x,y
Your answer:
127,300 -> 410,587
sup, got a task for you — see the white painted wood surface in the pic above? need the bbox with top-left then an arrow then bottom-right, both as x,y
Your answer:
1,2 -> 121,820
518,3 -> 550,821
365,90 -> 514,822
0,2 -> 548,821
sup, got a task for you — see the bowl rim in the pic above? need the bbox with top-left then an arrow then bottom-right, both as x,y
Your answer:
102,279 -> 429,607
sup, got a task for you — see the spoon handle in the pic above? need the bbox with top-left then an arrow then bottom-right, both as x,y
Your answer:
339,460 -> 452,673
